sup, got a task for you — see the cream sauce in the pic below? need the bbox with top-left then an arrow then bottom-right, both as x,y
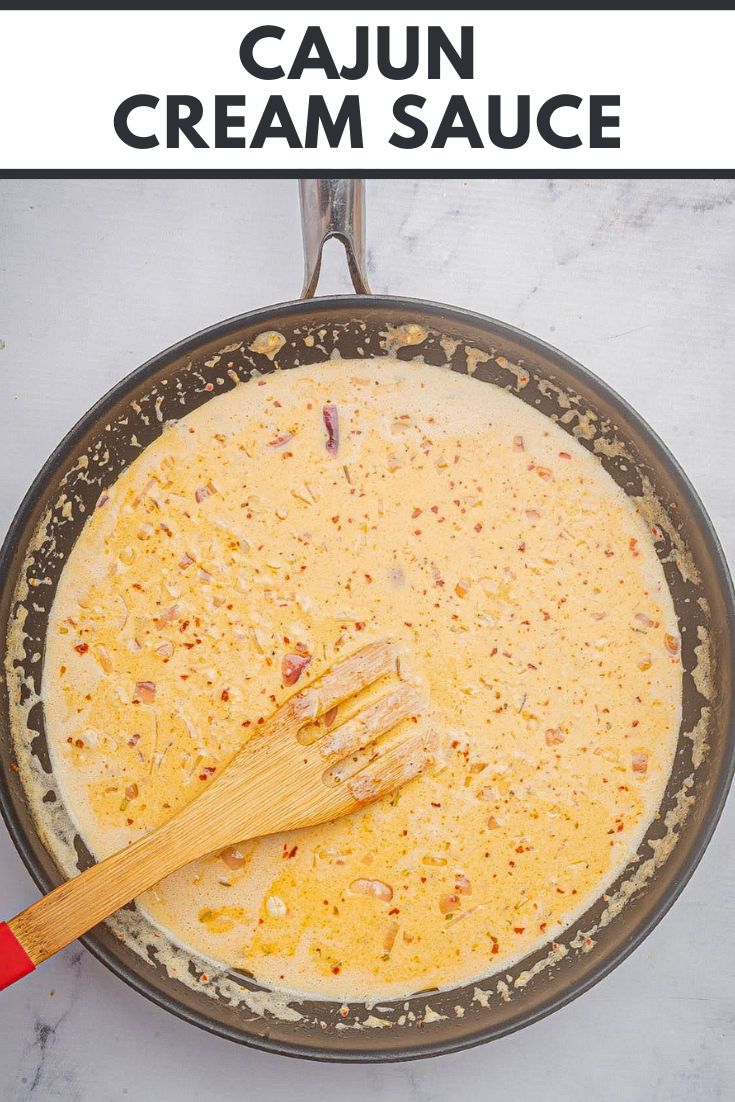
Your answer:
42,359 -> 681,1001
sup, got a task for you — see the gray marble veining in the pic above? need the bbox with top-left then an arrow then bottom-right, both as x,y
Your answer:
0,178 -> 733,1101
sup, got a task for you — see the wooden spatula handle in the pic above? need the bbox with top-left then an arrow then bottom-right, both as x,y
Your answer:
1,810 -> 212,985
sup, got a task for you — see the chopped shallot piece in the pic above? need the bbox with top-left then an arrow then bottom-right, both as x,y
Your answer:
195,482 -> 216,503
454,578 -> 471,599
266,895 -> 288,916
350,878 -> 393,902
282,652 -> 311,686
536,466 -> 552,480
268,432 -> 293,448
124,783 -> 139,799
513,435 -> 525,452
220,846 -> 247,870
455,873 -> 472,895
635,612 -> 656,628
632,753 -> 648,774
133,680 -> 156,704
383,921 -> 399,952
323,404 -> 339,456
155,641 -> 174,659
153,605 -> 178,629
545,727 -> 565,745
323,705 -> 339,728
664,633 -> 679,656
93,645 -> 113,674
439,892 -> 461,914
637,655 -> 652,671
487,816 -> 501,830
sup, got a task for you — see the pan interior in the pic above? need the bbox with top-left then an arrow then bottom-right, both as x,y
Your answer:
1,298 -> 731,1060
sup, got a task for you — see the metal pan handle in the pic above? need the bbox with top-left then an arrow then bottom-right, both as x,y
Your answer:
299,179 -> 372,298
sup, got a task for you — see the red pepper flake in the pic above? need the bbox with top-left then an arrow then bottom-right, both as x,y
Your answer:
282,844 -> 298,859
513,927 -> 525,934
558,451 -> 571,460
74,642 -> 89,655
474,522 -> 483,533
221,689 -> 230,702
629,537 -> 640,557
127,733 -> 141,747
282,652 -> 311,686
323,404 -> 339,456
411,507 -> 422,519
331,965 -> 341,974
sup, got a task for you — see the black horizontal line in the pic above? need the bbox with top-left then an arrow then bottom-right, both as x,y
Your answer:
1,170 -> 733,180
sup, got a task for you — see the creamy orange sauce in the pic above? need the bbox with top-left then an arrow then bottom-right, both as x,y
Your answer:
43,359 -> 681,1001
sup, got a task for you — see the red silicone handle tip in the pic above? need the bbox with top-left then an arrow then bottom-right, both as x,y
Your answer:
0,921 -> 35,989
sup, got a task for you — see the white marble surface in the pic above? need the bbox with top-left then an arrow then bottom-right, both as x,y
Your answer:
1,178 -> 734,1100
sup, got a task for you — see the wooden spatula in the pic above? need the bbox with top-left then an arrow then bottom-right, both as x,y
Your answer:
0,640 -> 436,989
